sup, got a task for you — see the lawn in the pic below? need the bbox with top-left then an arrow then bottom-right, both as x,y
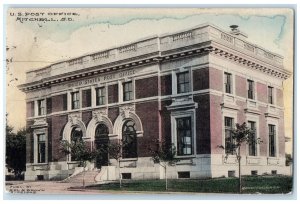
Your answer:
87,175 -> 293,194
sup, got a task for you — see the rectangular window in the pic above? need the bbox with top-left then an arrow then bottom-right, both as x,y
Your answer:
224,72 -> 232,94
225,117 -> 234,154
248,80 -> 254,99
38,134 -> 46,163
71,91 -> 80,109
177,72 -> 190,94
123,82 -> 133,101
178,172 -> 190,179
37,99 -> 46,116
176,117 -> 192,156
96,87 -> 105,106
268,86 -> 274,104
248,121 -> 257,156
269,124 -> 276,157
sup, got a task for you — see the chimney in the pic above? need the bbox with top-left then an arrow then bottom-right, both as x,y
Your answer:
229,25 -> 248,39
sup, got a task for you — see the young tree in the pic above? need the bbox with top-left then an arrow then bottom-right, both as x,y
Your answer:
218,122 -> 262,193
61,139 -> 98,188
148,139 -> 180,190
106,139 -> 123,188
6,125 -> 27,179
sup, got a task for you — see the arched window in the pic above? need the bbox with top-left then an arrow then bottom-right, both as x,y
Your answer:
71,127 -> 83,143
95,124 -> 109,168
70,127 -> 83,161
122,120 -> 137,158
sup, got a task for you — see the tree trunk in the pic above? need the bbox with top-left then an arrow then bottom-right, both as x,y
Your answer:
238,147 -> 242,194
118,159 -> 122,188
165,165 -> 167,191
82,164 -> 86,189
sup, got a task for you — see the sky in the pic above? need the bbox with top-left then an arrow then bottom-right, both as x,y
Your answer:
5,7 -> 294,153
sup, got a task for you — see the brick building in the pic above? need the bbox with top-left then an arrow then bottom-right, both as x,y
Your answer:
19,23 -> 291,181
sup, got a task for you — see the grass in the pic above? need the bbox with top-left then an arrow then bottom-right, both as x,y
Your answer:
87,175 -> 293,194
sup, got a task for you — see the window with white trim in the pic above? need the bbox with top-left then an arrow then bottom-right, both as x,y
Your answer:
37,134 -> 46,163
247,80 -> 255,100
224,72 -> 232,94
96,87 -> 105,106
268,86 -> 274,104
225,117 -> 234,155
37,99 -> 46,116
248,121 -> 257,156
268,124 -> 276,157
123,81 -> 133,101
176,117 -> 192,156
71,91 -> 80,109
177,72 -> 190,94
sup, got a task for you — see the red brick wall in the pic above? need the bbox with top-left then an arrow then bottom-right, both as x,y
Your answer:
258,106 -> 268,157
276,88 -> 284,107
136,76 -> 158,99
26,120 -> 34,163
160,100 -> 172,145
47,117 -> 52,162
236,100 -> 247,155
209,67 -> 223,92
194,94 -> 211,154
82,89 -> 91,108
52,94 -> 67,112
136,101 -> 159,157
108,107 -> 119,123
193,68 -> 209,91
209,94 -> 222,154
46,98 -> 52,114
257,82 -> 268,103
108,84 -> 118,103
51,115 -> 68,162
160,75 -> 172,96
235,75 -> 247,98
26,101 -> 34,118
82,111 -> 92,126
278,110 -> 286,157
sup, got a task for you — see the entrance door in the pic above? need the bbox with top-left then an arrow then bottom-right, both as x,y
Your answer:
94,124 -> 109,168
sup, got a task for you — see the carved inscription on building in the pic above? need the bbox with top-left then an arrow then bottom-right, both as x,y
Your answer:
67,69 -> 135,88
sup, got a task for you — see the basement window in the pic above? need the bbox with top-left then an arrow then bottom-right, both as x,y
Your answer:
178,171 -> 190,179
228,171 -> 236,177
122,173 -> 132,180
37,175 -> 44,180
251,170 -> 258,176
271,170 -> 277,175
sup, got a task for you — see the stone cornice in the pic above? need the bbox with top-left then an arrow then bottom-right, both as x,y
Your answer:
18,23 -> 292,92
209,42 -> 291,80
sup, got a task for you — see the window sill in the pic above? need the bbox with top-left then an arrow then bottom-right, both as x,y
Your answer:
120,158 -> 138,162
32,163 -> 48,166
175,155 -> 196,159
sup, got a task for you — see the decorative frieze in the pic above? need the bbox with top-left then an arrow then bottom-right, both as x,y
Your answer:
119,104 -> 135,118
68,58 -> 83,66
172,31 -> 192,41
92,108 -> 108,123
119,44 -> 136,53
220,32 -> 234,44
68,113 -> 81,126
92,51 -> 109,60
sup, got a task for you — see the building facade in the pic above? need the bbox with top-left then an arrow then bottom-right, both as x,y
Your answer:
19,24 -> 291,181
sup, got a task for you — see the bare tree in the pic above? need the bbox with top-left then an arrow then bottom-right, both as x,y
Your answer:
107,139 -> 123,188
218,122 -> 262,193
148,139 -> 179,190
